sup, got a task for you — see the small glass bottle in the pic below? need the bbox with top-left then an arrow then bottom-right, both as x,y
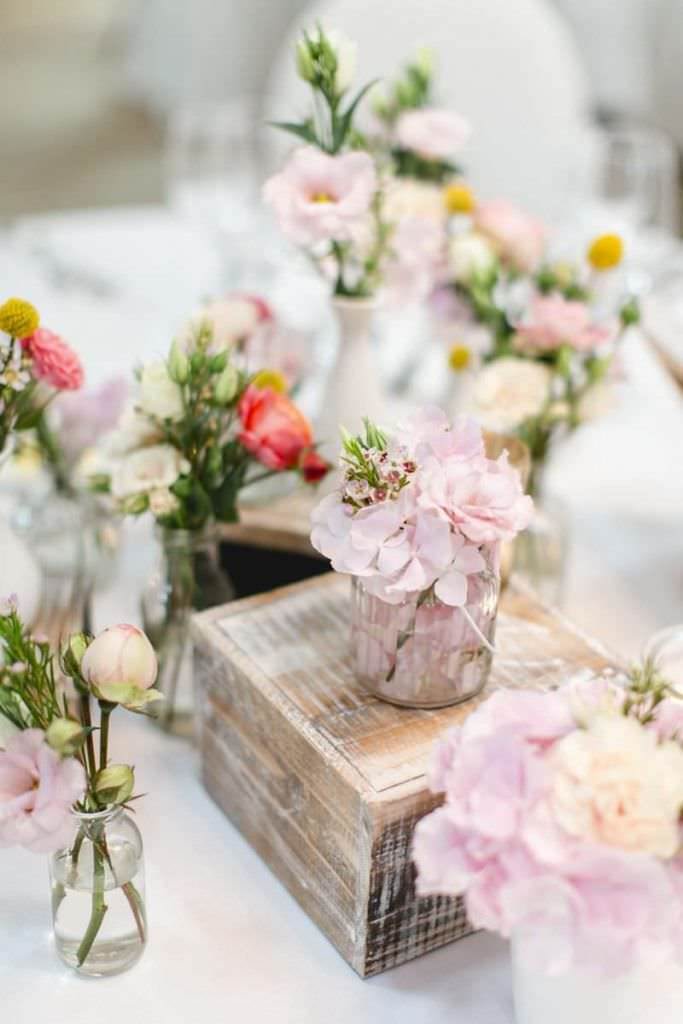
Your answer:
350,558 -> 499,709
49,807 -> 146,977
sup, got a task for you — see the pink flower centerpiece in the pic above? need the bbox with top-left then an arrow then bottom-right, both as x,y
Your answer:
413,660 -> 683,1018
311,408 -> 532,706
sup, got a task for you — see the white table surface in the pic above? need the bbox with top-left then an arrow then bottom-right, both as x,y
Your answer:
2,204 -> 683,1020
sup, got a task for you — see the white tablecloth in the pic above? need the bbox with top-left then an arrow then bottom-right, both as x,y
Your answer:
3,204 -> 683,1021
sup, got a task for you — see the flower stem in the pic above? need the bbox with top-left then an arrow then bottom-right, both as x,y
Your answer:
79,694 -> 96,784
99,703 -> 112,770
76,831 -> 107,967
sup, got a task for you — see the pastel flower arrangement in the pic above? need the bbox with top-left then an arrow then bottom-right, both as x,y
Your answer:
0,297 -> 84,457
311,408 -> 532,705
94,317 -> 328,530
264,26 -> 390,298
311,407 -> 532,606
413,660 -> 683,976
433,198 -> 639,485
0,599 -> 158,965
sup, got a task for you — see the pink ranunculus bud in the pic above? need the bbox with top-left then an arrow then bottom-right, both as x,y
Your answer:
395,107 -> 471,161
80,624 -> 159,707
22,327 -> 84,390
238,385 -> 314,471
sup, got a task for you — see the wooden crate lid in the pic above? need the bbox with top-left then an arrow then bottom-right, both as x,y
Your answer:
193,574 -> 617,802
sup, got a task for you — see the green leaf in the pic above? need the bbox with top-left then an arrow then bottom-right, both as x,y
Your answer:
332,79 -> 379,152
267,120 -> 317,145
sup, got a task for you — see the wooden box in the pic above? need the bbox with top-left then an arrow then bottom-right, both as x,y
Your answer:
193,574 -> 616,977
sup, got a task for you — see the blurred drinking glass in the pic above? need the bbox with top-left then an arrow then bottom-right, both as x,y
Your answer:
165,97 -> 262,280
591,124 -> 679,234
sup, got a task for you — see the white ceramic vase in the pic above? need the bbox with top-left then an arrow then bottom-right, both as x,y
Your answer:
511,933 -> 683,1024
317,297 -> 388,463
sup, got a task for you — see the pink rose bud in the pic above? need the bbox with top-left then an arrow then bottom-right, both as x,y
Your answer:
81,624 -> 158,706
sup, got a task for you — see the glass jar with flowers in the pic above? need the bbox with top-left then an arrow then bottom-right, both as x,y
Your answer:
0,297 -> 86,618
94,321 -> 329,734
435,203 -> 639,601
0,603 -> 160,976
413,655 -> 683,1024
311,408 -> 532,707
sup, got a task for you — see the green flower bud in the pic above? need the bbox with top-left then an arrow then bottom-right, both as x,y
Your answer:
296,38 -> 316,83
94,764 -> 135,806
61,632 -> 91,681
168,339 -> 189,385
415,46 -> 435,78
46,718 -> 86,756
214,364 -> 239,405
620,298 -> 640,327
120,492 -> 149,516
209,351 -> 228,374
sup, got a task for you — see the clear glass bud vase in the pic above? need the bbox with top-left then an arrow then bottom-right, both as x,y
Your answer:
49,807 -> 146,977
512,460 -> 569,607
350,561 -> 499,708
141,525 -> 234,734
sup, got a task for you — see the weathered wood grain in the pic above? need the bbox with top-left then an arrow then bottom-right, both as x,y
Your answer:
193,573 -> 619,977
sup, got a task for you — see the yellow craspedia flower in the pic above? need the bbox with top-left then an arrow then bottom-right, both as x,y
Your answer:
587,233 -> 623,271
252,368 -> 288,393
444,183 -> 475,216
448,344 -> 471,372
0,297 -> 39,338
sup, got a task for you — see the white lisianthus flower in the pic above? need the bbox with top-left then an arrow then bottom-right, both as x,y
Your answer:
111,445 -> 189,499
105,403 -> 163,456
550,712 -> 683,858
148,487 -> 181,517
471,357 -> 552,431
138,362 -> 184,422
448,232 -> 496,283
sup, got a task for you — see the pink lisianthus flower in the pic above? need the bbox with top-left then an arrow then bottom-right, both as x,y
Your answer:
474,199 -> 546,273
22,328 -> 84,390
395,107 -> 471,161
515,294 -> 615,354
263,146 -> 377,245
0,729 -> 86,853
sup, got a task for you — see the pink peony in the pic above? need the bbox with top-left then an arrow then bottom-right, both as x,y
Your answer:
238,385 -> 313,471
22,328 -> 84,390
263,146 -> 377,245
515,294 -> 615,354
395,107 -> 471,161
474,199 -> 546,272
0,729 -> 86,853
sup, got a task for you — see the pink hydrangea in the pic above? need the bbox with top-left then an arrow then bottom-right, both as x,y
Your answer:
515,294 -> 615,354
474,199 -> 546,273
413,679 -> 683,975
0,729 -> 86,853
395,107 -> 471,161
310,409 -> 532,605
263,146 -> 377,245
22,328 -> 84,390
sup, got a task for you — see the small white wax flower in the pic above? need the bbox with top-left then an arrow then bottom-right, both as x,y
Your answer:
138,361 -> 184,422
81,624 -> 159,708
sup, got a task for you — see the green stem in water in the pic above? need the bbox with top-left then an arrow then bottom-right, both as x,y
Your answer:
385,588 -> 432,683
76,829 -> 107,967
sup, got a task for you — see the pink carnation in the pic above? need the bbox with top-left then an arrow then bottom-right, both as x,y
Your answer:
395,107 -> 471,161
0,729 -> 86,853
474,199 -> 545,272
22,328 -> 84,390
263,146 -> 377,245
515,294 -> 615,354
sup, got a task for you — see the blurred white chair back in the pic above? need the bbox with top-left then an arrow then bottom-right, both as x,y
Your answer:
265,0 -> 598,221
